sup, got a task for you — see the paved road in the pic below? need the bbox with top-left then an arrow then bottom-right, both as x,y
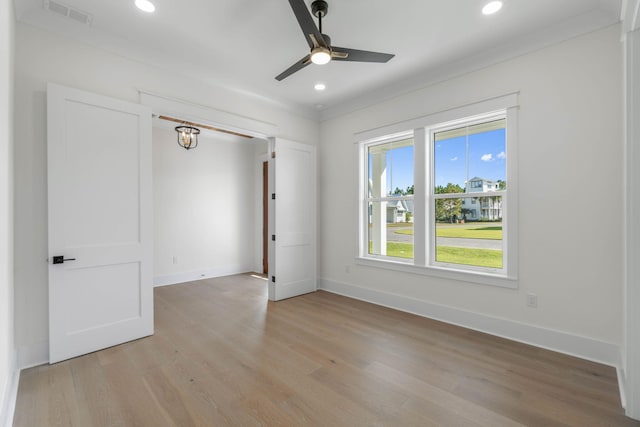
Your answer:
386,225 -> 501,250
387,227 -> 413,243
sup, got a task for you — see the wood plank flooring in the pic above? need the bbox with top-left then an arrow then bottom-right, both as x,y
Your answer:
13,273 -> 639,426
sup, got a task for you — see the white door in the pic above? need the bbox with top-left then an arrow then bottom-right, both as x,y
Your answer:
268,138 -> 317,301
47,83 -> 153,363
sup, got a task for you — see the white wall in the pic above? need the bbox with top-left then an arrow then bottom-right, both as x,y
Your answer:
0,0 -> 15,423
319,25 -> 624,364
13,22 -> 319,367
624,18 -> 640,419
153,127 -> 264,285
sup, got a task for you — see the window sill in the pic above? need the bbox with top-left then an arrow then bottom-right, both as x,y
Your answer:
355,256 -> 518,289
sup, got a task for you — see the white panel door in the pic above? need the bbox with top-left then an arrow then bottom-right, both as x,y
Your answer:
268,138 -> 317,301
47,83 -> 153,363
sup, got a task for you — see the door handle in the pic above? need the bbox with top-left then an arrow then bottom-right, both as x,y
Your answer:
52,256 -> 76,264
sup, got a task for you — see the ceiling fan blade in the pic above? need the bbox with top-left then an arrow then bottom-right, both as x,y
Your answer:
275,54 -> 312,81
288,0 -> 328,49
331,47 -> 395,63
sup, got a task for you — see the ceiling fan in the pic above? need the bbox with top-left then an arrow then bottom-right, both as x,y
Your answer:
276,0 -> 395,81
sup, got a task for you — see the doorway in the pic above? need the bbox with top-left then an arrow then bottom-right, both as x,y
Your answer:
139,92 -> 315,301
263,160 -> 268,274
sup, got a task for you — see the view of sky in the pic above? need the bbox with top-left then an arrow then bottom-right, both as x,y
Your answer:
368,127 -> 506,195
385,145 -> 414,193
434,128 -> 506,189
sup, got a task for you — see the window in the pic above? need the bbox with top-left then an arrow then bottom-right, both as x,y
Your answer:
366,136 -> 414,260
357,94 -> 518,287
432,118 -> 505,271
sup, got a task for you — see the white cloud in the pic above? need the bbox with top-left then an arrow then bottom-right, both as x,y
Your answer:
481,153 -> 493,162
497,151 -> 506,159
450,156 -> 458,161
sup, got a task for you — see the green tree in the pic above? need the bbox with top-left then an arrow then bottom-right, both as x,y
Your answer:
392,184 -> 415,196
435,183 -> 464,223
497,179 -> 506,190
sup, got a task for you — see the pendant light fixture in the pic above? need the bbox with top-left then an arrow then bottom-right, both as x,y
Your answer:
175,124 -> 200,150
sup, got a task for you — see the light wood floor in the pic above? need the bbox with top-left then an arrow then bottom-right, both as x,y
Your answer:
14,274 -> 638,426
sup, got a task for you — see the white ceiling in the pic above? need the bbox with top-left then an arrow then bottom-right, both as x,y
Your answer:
14,0 -> 622,119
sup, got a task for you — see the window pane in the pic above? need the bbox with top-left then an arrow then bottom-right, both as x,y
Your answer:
368,201 -> 414,260
468,120 -> 506,191
434,119 -> 506,194
368,138 -> 414,198
434,196 -> 503,269
434,133 -> 466,194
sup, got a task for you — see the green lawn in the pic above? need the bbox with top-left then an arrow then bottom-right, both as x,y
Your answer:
371,242 -> 502,269
387,242 -> 414,258
395,226 -> 502,240
435,246 -> 502,268
387,222 -> 411,228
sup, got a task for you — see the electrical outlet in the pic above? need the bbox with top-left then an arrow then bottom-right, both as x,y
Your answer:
345,265 -> 350,274
526,293 -> 538,308
172,256 -> 178,265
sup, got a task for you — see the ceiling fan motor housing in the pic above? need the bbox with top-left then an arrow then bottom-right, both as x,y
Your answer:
312,0 -> 328,18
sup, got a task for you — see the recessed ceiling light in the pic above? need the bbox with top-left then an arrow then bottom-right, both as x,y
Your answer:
135,0 -> 155,13
482,1 -> 503,15
314,83 -> 326,91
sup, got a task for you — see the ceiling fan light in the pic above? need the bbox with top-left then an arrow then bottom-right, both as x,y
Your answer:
482,1 -> 503,15
135,0 -> 155,13
311,48 -> 331,65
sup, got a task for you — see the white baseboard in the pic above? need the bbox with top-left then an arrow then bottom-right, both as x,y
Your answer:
618,367 -> 627,409
154,265 -> 252,287
319,278 -> 621,367
17,341 -> 48,370
0,352 -> 19,427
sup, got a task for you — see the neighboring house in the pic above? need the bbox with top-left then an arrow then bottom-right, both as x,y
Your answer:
461,177 -> 502,221
386,199 -> 414,223
404,199 -> 414,223
367,178 -> 415,224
